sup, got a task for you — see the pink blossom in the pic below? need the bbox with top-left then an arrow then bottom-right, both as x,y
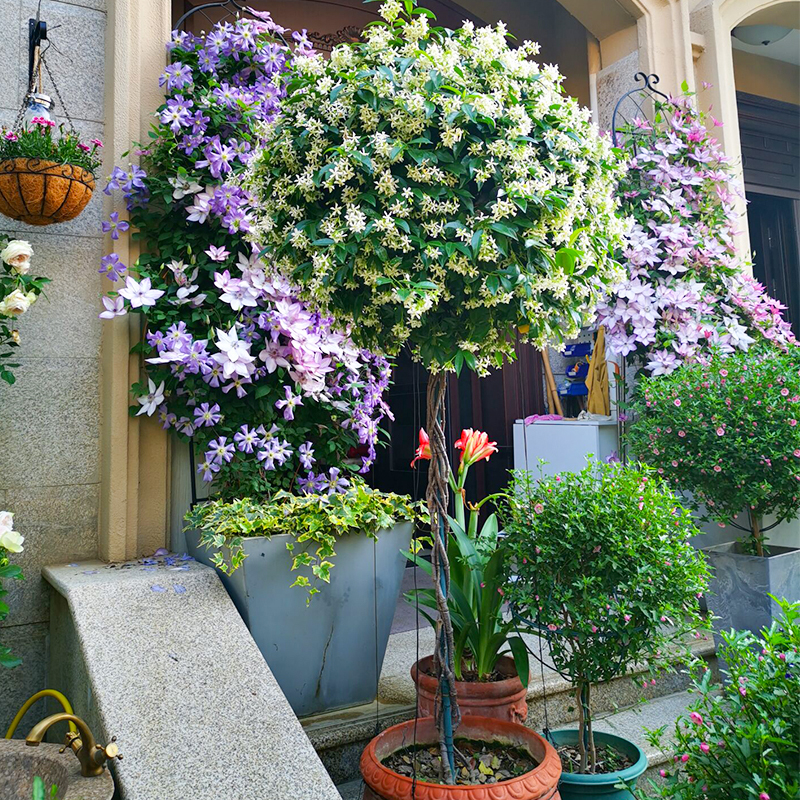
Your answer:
674,398 -> 682,407
700,742 -> 710,753
534,502 -> 544,514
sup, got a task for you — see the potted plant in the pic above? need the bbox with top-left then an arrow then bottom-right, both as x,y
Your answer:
100,17 -> 416,716
626,345 -> 800,640
185,481 -> 419,716
245,0 -> 624,789
1,236 -> 49,385
633,597 -> 800,800
0,121 -> 101,226
502,459 -> 710,799
406,427 -> 531,723
0,510 -> 25,669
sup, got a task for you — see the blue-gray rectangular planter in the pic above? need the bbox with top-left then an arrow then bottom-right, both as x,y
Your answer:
704,542 -> 800,641
186,522 -> 413,717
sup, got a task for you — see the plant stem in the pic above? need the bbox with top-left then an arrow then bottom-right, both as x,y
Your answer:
749,509 -> 764,557
427,372 -> 459,783
576,682 -> 588,773
586,682 -> 596,772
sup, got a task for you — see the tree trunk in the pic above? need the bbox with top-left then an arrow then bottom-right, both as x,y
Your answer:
426,371 -> 460,783
750,509 -> 765,557
575,682 -> 588,773
586,683 -> 596,772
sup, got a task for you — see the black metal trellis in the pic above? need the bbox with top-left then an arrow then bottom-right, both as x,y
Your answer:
609,72 -> 668,462
610,72 -> 669,150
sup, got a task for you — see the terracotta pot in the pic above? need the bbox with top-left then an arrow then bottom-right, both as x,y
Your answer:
0,158 -> 95,225
412,655 -> 528,724
361,715 -> 562,800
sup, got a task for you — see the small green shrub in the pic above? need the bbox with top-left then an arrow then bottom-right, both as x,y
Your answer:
635,597 -> 800,800
502,459 -> 710,773
1,121 -> 102,175
185,478 -> 420,597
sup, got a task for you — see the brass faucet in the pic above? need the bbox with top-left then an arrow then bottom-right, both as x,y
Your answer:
25,713 -> 122,777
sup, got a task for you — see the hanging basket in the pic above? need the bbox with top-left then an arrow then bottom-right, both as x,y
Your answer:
0,158 -> 94,226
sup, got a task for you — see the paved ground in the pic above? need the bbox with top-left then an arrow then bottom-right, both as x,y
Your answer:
390,565 -> 434,634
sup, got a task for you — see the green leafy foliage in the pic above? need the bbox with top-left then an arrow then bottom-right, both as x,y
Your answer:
185,478 -> 421,598
0,553 -> 24,668
405,513 -> 529,685
0,122 -> 102,174
502,459 -> 709,772
0,234 -> 50,386
634,598 -> 800,800
626,345 -> 800,551
245,1 -> 625,373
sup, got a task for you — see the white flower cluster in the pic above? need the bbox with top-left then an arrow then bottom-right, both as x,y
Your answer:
0,240 -> 37,319
0,510 -> 23,554
244,4 -> 624,372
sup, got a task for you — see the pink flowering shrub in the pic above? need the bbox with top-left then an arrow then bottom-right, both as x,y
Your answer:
596,95 -> 795,375
502,460 -> 709,773
0,119 -> 102,174
627,345 -> 800,553
100,16 -> 391,500
634,597 -> 800,800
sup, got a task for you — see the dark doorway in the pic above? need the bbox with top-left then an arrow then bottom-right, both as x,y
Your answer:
737,92 -> 800,333
747,193 -> 800,337
370,345 -> 546,505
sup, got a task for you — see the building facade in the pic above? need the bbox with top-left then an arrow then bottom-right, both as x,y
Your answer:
0,0 -> 797,730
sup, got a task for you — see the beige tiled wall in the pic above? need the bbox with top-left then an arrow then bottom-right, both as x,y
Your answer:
0,0 -> 105,736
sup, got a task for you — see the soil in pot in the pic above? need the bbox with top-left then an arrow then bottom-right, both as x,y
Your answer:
557,743 -> 633,775
383,738 -> 537,786
360,715 -> 562,800
412,655 -> 528,723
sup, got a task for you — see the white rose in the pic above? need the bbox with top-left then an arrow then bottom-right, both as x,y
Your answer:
0,511 -> 23,553
0,289 -> 32,317
0,240 -> 33,274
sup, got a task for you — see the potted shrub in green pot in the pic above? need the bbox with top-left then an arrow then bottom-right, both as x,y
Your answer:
633,597 -> 800,800
406,427 -> 531,723
244,0 -> 624,790
503,460 -> 710,799
626,345 -> 800,641
100,17 -> 418,717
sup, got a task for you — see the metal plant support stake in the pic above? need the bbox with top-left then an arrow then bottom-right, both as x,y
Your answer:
426,372 -> 460,782
610,72 -> 667,464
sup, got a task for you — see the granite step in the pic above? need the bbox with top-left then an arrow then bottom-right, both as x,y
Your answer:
334,689 -> 696,799
307,625 -> 716,786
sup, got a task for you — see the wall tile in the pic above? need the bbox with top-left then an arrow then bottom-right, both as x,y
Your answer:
12,233 -> 103,359
18,0 -> 106,124
0,622 -> 48,739
2,483 -> 99,626
0,357 -> 100,488
0,0 -> 21,112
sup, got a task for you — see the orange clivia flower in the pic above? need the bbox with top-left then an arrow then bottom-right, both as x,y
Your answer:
454,428 -> 498,468
410,428 -> 431,468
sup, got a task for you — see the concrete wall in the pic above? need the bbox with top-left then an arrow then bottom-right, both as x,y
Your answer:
0,0 -> 105,736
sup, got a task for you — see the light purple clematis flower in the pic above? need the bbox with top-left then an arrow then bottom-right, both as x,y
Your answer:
119,276 -> 165,308
275,385 -> 302,421
205,245 -> 230,262
99,295 -> 127,319
102,211 -> 130,241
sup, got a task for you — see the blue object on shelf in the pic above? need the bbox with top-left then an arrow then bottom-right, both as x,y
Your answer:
563,342 -> 592,358
566,362 -> 589,380
558,381 -> 588,396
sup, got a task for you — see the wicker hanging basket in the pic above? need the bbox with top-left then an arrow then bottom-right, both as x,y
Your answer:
0,158 -> 94,226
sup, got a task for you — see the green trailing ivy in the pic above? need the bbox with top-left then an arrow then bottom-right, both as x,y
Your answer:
185,478 -> 422,597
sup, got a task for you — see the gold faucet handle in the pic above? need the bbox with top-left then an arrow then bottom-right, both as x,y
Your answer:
97,736 -> 123,764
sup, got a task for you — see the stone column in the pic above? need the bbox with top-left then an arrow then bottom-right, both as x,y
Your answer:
636,0 -> 696,96
100,0 -> 171,561
691,0 -> 751,260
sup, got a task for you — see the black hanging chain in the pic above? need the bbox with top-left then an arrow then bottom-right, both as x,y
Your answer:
39,54 -> 78,135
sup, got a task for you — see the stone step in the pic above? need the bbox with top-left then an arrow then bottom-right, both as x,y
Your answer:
334,689 -> 695,798
306,625 -> 715,785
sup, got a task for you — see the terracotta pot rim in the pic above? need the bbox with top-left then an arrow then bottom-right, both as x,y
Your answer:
361,715 -> 562,798
412,654 -> 524,690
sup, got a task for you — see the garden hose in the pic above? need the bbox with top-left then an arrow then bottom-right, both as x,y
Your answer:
4,689 -> 77,738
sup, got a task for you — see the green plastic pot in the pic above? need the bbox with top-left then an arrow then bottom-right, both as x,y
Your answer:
547,729 -> 648,799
